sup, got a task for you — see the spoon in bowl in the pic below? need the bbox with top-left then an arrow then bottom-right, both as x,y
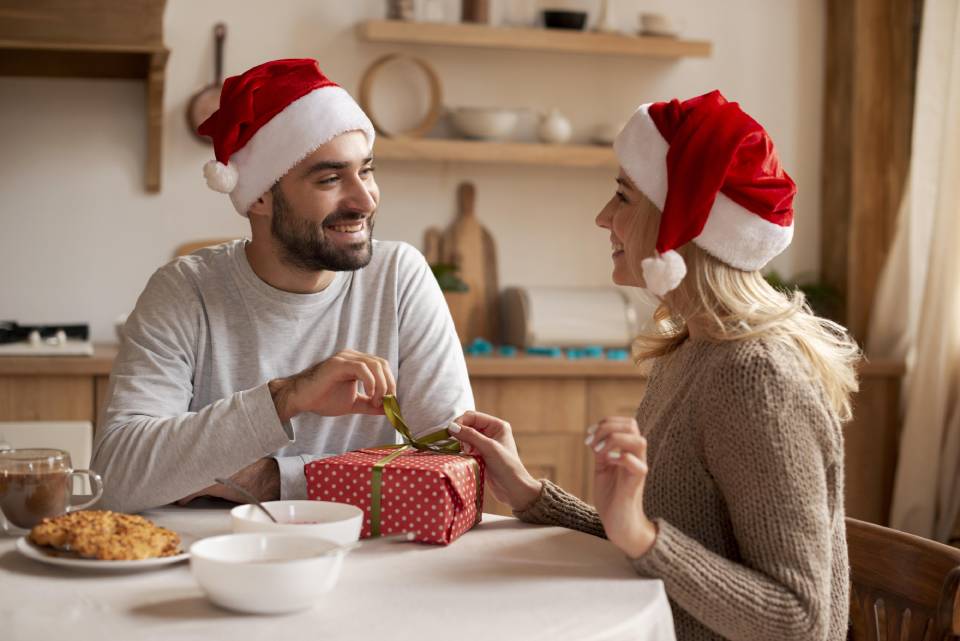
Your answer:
214,477 -> 278,523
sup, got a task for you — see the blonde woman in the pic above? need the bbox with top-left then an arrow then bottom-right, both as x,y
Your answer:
447,91 -> 859,641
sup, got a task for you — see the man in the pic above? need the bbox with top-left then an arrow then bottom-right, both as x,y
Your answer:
91,59 -> 473,513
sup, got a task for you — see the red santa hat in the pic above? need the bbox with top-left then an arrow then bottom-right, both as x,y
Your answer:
197,58 -> 375,216
613,90 -> 796,297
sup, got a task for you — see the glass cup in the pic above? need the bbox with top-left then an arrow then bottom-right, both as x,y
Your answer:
0,449 -> 103,535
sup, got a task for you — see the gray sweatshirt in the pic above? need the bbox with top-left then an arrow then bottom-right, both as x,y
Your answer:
92,239 -> 474,513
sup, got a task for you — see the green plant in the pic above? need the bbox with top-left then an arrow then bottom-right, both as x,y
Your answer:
430,263 -> 468,292
764,271 -> 842,321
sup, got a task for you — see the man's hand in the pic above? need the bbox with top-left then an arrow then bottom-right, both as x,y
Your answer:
177,457 -> 280,505
269,349 -> 396,421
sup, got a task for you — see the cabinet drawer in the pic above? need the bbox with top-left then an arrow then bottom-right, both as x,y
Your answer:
483,433 -> 586,517
468,377 -> 586,434
0,376 -> 94,421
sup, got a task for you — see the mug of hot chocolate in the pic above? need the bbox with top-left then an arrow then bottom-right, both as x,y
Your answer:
0,449 -> 103,534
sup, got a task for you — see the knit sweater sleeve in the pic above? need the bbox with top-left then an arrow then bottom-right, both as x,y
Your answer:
513,480 -> 607,539
632,344 -> 840,641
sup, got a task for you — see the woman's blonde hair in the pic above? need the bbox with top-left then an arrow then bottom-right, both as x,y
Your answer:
630,238 -> 861,422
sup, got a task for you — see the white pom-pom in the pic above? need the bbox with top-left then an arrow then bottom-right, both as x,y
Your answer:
203,159 -> 238,193
641,250 -> 687,297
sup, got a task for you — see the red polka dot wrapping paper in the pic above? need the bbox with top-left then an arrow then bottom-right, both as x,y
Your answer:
304,448 -> 485,545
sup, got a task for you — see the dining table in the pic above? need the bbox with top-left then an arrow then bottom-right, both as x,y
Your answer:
0,501 -> 677,641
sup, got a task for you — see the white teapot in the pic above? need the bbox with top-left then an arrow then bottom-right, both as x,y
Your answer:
538,108 -> 573,144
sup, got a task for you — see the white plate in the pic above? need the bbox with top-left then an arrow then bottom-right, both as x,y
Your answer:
16,536 -> 190,570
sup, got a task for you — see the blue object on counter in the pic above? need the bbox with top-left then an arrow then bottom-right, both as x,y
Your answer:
465,338 -> 494,356
498,345 -> 518,357
525,346 -> 564,358
583,345 -> 605,359
605,348 -> 630,361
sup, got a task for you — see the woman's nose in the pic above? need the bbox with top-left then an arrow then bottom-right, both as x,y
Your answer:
596,205 -> 612,229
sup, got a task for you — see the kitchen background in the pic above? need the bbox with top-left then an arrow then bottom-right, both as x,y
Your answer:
0,0 -> 823,343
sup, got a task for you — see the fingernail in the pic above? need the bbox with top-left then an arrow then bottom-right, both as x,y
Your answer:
587,424 -> 598,435
447,423 -> 461,434
584,434 -> 594,446
608,449 -> 622,459
593,440 -> 606,452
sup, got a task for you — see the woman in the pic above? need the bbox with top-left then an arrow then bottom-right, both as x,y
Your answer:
448,91 -> 859,641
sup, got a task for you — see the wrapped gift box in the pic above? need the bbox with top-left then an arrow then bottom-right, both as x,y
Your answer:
305,447 -> 484,545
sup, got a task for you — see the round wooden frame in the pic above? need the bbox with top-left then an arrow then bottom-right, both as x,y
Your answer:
358,53 -> 443,139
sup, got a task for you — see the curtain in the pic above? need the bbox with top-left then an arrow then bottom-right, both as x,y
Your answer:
867,0 -> 960,541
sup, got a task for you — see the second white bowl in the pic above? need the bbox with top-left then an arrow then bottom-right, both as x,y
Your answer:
450,107 -> 519,140
230,500 -> 362,545
190,533 -> 346,614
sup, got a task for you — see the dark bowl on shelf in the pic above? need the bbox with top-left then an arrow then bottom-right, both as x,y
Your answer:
542,10 -> 588,31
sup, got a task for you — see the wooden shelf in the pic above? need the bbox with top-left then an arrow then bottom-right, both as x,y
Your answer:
375,137 -> 617,168
358,19 -> 711,59
0,39 -> 168,192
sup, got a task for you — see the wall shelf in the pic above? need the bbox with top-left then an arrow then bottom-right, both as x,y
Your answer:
0,0 -> 168,193
375,137 -> 617,168
358,19 -> 711,59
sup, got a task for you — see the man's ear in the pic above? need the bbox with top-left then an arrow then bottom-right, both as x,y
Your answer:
247,189 -> 273,219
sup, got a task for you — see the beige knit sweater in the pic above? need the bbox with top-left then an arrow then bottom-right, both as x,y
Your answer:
515,337 -> 849,641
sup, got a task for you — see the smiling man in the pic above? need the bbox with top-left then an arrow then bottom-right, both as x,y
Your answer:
91,59 -> 473,513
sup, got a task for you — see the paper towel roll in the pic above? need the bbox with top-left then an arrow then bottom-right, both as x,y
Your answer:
501,286 -> 640,348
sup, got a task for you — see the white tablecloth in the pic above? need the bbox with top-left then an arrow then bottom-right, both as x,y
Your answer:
0,503 -> 676,641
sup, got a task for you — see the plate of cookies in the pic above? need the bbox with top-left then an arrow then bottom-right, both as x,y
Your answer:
17,510 -> 189,570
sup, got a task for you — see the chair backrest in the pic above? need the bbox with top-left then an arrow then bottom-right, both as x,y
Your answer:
173,238 -> 235,258
848,517 -> 960,641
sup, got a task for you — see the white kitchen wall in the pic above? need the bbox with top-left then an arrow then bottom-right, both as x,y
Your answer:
0,0 -> 824,341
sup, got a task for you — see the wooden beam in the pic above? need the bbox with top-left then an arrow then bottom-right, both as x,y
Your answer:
821,0 -> 918,341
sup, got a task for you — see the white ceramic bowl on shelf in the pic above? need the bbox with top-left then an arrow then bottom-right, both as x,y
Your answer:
190,533 -> 347,614
230,500 -> 362,545
450,107 -> 519,141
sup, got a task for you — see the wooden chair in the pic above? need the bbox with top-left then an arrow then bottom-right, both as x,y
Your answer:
848,517 -> 960,640
173,238 -> 236,258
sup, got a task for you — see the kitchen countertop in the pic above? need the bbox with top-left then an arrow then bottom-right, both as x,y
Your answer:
0,344 -> 903,379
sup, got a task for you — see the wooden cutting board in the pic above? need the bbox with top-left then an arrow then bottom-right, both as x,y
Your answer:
440,182 -> 499,344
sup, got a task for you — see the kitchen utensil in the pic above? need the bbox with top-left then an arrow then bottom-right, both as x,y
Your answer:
450,107 -> 518,140
214,477 -> 277,523
501,286 -> 639,347
441,183 -> 499,344
190,533 -> 346,614
359,53 -> 442,138
0,449 -> 102,533
187,23 -> 226,142
638,12 -> 680,37
462,0 -> 490,23
542,10 -> 587,30
230,500 -> 362,544
17,535 -> 191,570
423,226 -> 443,264
538,108 -> 573,144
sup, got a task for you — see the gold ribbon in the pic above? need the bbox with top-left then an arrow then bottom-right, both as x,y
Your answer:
369,395 -> 481,538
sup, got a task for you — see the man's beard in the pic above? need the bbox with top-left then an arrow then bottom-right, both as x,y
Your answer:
270,184 -> 375,272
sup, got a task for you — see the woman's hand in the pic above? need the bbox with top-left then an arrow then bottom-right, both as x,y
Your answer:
590,417 -> 658,558
448,411 -> 543,512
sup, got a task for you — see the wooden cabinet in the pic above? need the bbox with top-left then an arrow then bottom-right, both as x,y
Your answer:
0,348 -> 905,524
0,346 -> 115,431
468,359 -> 648,515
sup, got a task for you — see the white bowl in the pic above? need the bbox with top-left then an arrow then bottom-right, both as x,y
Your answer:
450,107 -> 518,140
230,500 -> 362,545
190,533 -> 346,614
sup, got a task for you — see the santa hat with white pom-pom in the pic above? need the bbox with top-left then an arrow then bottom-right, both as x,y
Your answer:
613,90 -> 797,297
197,58 -> 375,216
